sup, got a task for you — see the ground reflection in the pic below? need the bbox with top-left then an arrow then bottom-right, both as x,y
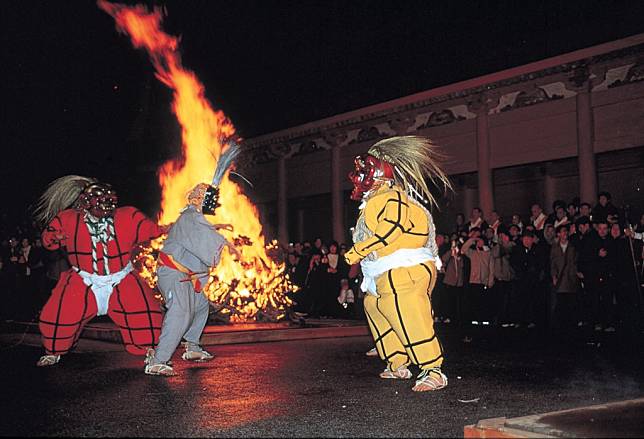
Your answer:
175,349 -> 295,430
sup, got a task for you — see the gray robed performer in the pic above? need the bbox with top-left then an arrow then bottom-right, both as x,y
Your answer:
145,143 -> 241,376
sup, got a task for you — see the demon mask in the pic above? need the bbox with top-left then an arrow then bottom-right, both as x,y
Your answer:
78,182 -> 118,219
188,183 -> 220,216
348,154 -> 395,200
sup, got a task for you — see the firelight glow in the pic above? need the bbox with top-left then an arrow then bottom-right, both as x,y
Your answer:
98,1 -> 294,322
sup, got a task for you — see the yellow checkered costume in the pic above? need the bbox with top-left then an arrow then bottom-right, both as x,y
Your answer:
345,185 -> 443,371
345,136 -> 451,390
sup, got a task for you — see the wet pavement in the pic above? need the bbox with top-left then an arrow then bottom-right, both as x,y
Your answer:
2,325 -> 643,437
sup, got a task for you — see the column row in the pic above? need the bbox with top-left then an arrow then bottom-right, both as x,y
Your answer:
275,89 -> 597,243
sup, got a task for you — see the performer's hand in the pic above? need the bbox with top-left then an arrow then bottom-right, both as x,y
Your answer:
47,232 -> 68,244
624,227 -> 634,238
344,247 -> 362,265
215,223 -> 234,232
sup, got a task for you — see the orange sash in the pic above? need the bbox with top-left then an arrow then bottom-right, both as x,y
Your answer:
157,251 -> 205,292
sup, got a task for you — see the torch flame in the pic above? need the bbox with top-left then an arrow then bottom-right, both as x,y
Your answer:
99,1 -> 294,322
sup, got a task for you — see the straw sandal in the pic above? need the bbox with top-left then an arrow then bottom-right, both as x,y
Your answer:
144,363 -> 176,376
379,365 -> 412,379
181,343 -> 214,362
144,348 -> 176,376
36,354 -> 60,367
412,368 -> 448,392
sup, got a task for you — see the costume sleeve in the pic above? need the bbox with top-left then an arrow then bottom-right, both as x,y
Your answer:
185,212 -> 227,267
344,191 -> 409,265
132,209 -> 164,243
41,216 -> 64,250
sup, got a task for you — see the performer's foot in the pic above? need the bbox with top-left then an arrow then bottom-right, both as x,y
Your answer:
144,348 -> 155,365
181,343 -> 214,362
379,365 -> 412,379
36,354 -> 60,367
412,368 -> 448,392
365,347 -> 378,357
144,362 -> 176,376
144,348 -> 176,376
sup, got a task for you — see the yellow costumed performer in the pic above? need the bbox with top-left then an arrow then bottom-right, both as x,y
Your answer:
344,136 -> 451,392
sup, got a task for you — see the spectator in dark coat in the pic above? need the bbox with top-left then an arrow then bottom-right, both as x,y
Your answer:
438,236 -> 461,324
510,231 -> 547,328
590,221 -> 618,332
592,192 -> 619,225
570,216 -> 596,326
491,227 -> 515,326
613,223 -> 643,336
549,225 -> 579,332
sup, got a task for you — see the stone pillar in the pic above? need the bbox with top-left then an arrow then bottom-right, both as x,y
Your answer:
543,163 -> 556,212
325,132 -> 349,244
331,145 -> 345,244
297,209 -> 305,243
463,184 -> 477,219
576,85 -> 597,205
277,156 -> 288,246
474,99 -> 495,219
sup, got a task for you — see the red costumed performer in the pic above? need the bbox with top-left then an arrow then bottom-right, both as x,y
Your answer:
34,175 -> 164,367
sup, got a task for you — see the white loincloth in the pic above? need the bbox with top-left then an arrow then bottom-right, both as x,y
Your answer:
360,248 -> 441,296
73,262 -> 133,315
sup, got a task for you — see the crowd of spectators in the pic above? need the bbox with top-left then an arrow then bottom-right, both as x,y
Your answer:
433,191 -> 644,341
285,191 -> 644,341
0,216 -> 69,321
285,238 -> 361,320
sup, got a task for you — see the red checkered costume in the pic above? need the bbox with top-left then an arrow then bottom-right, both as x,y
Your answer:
39,206 -> 163,356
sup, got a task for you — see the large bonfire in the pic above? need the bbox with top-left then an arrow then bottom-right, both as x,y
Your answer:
98,1 -> 294,322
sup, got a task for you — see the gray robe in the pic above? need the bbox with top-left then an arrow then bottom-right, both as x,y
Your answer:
162,205 -> 227,289
153,205 -> 227,363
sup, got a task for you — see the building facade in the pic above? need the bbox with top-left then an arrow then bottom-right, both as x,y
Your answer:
241,34 -> 644,245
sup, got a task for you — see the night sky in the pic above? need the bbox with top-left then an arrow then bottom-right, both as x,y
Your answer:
3,1 -> 644,222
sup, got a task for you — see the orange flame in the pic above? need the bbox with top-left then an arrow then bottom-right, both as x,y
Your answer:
99,1 -> 294,322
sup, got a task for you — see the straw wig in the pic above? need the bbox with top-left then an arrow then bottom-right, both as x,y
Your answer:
368,136 -> 452,207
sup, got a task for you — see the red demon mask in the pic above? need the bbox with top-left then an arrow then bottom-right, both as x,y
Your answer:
348,154 -> 395,200
77,182 -> 118,219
